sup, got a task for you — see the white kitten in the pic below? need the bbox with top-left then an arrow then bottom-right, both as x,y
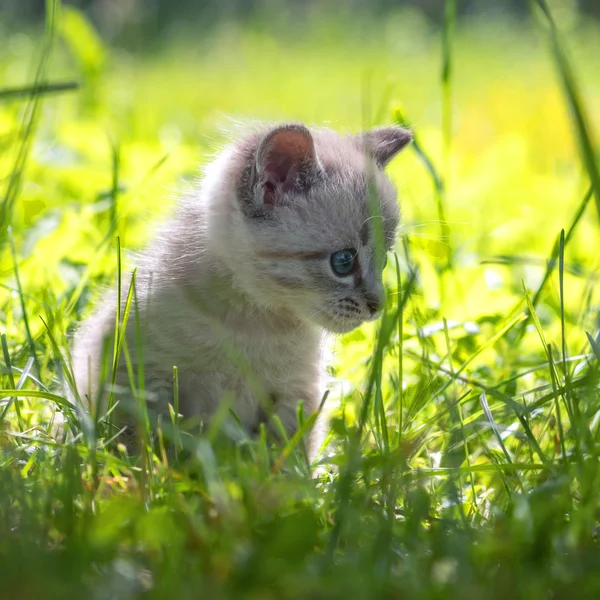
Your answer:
71,122 -> 411,459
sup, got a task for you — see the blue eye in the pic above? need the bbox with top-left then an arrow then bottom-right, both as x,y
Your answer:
330,248 -> 357,276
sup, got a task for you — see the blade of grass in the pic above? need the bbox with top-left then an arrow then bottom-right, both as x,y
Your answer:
0,81 -> 79,102
558,229 -> 584,452
442,0 -> 456,179
443,317 -> 477,513
586,332 -> 600,362
107,236 -> 123,419
411,462 -> 549,478
480,392 -> 512,465
0,334 -> 24,430
0,389 -> 72,408
109,137 -> 120,234
132,277 -> 153,469
522,284 -> 568,462
170,366 -> 182,454
1,0 -> 61,232
271,407 -> 320,475
534,0 -> 600,222
8,227 -> 41,380
107,267 -> 137,418
394,253 -> 404,447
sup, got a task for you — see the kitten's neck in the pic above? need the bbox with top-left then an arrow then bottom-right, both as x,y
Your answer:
177,247 -> 308,337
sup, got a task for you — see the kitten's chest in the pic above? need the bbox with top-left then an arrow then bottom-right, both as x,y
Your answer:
145,283 -> 323,389
232,328 -> 321,387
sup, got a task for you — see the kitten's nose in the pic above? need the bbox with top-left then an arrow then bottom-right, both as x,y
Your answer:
365,294 -> 382,316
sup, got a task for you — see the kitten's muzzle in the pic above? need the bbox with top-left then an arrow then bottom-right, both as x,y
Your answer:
365,294 -> 382,316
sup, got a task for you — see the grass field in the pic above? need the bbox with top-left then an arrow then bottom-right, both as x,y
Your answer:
2,1 -> 600,598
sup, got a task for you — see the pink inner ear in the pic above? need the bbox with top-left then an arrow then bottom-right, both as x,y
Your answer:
264,155 -> 297,185
257,127 -> 316,205
262,162 -> 298,205
262,180 -> 277,205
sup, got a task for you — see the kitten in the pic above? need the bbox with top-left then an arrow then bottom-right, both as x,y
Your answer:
71,122 -> 412,459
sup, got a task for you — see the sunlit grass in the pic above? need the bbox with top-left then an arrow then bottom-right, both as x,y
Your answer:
1,2 -> 600,598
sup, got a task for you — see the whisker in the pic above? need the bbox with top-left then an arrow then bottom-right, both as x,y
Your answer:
402,220 -> 473,228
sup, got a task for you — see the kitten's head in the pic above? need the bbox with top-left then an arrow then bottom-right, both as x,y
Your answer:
214,123 -> 411,333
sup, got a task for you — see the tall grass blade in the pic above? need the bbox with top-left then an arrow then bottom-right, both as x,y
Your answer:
586,332 -> 600,362
8,227 -> 41,380
522,284 -> 568,461
534,0 -> 600,222
442,0 -> 456,175
1,0 -> 61,233
0,81 -> 79,102
0,334 -> 23,429
479,392 -> 512,465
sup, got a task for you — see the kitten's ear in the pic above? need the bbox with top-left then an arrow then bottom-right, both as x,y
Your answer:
255,124 -> 318,205
358,126 -> 413,168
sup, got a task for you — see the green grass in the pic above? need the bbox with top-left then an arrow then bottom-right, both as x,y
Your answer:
2,2 -> 600,598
